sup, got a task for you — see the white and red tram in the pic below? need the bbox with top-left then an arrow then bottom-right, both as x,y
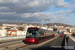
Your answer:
25,27 -> 55,44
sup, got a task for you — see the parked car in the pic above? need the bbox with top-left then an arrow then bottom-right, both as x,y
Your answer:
60,34 -> 63,37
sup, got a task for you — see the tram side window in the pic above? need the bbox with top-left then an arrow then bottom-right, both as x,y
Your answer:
51,31 -> 52,34
39,31 -> 44,36
39,31 -> 45,41
52,31 -> 53,34
49,31 -> 51,35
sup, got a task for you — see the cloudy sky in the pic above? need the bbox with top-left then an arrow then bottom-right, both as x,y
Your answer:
0,0 -> 75,26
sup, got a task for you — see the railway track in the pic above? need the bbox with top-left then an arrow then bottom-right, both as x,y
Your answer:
50,36 -> 64,46
8,44 -> 36,50
0,39 -> 26,50
15,37 -> 59,50
40,36 -> 64,47
0,41 -> 32,50
5,43 -> 33,50
0,40 -> 24,47
0,36 -> 59,50
0,39 -> 37,50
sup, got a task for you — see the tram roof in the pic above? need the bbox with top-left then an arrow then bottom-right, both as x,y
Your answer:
28,27 -> 53,31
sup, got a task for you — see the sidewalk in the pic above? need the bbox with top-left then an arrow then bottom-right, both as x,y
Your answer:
67,38 -> 75,50
68,35 -> 75,42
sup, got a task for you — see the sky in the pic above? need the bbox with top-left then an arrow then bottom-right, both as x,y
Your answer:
0,0 -> 75,26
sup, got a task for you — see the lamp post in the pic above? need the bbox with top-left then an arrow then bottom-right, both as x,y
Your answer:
52,23 -> 53,29
40,14 -> 44,28
45,19 -> 50,29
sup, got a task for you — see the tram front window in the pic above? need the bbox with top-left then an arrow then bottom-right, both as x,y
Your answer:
26,29 -> 38,38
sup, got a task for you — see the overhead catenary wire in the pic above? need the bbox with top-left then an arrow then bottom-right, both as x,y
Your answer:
21,0 -> 45,27
21,0 -> 41,12
0,2 -> 20,13
0,1 -> 41,13
0,1 -> 45,26
0,2 -> 38,19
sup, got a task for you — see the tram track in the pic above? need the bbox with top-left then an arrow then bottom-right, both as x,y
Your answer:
41,36 -> 64,46
0,42 -> 30,50
0,35 -> 59,50
5,43 -> 30,50
17,36 -> 59,50
0,40 -> 24,48
4,43 -> 36,50
0,40 -> 35,50
46,36 -> 64,46
3,37 -> 55,50
31,36 -> 65,50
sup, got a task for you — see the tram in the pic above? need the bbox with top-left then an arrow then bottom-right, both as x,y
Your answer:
25,27 -> 55,44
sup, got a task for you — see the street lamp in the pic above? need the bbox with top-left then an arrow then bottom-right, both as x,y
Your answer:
40,14 -> 44,28
45,19 -> 50,29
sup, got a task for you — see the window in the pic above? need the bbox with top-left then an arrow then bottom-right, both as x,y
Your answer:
39,31 -> 45,36
26,29 -> 38,38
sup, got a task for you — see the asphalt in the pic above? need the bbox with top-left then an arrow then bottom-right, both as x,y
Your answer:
32,36 -> 65,50
66,38 -> 75,50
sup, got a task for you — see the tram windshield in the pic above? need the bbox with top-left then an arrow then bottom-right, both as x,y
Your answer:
26,29 -> 38,38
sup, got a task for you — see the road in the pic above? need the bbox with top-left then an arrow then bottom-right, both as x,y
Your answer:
32,36 -> 65,50
67,38 -> 75,50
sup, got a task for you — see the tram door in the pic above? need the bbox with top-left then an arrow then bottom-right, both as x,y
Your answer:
39,31 -> 45,42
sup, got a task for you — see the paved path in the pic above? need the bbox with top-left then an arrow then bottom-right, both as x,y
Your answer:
32,36 -> 65,50
67,38 -> 75,50
72,36 -> 75,38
